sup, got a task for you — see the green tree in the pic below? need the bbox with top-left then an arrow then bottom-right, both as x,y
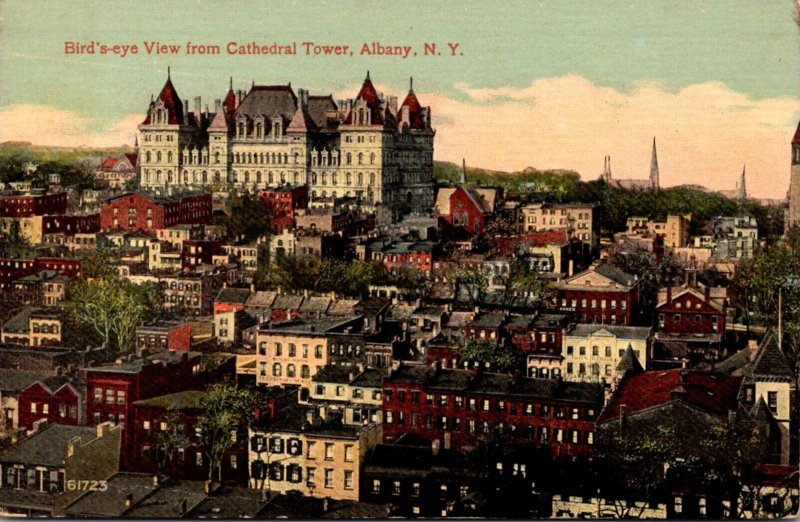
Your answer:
220,192 -> 272,243
77,248 -> 117,279
65,276 -> 160,353
155,411 -> 189,477
198,383 -> 256,482
457,339 -> 520,373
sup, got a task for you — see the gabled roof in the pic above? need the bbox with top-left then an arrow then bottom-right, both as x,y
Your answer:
750,396 -> 776,426
751,330 -> 793,379
215,287 -> 250,305
1,424 -> 96,467
344,74 -> 384,126
307,95 -> 337,129
568,324 -> 652,340
656,285 -> 724,312
208,109 -> 228,132
142,76 -> 184,125
597,369 -> 742,423
285,103 -> 319,133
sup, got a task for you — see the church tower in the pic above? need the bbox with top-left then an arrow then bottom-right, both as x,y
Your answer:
138,68 -> 186,190
738,165 -> 747,200
786,121 -> 800,233
650,137 -> 660,189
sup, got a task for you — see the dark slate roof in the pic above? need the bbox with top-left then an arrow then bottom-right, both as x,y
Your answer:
386,364 -> 604,404
2,307 -> 34,333
533,313 -> 570,328
616,345 -> 644,376
64,472 -> 157,517
307,95 -> 337,129
595,262 -> 637,286
271,294 -> 305,310
350,368 -> 384,388
750,397 -> 777,426
235,85 -> 297,121
311,365 -> 354,384
0,369 -> 50,392
1,424 -> 95,467
751,331 -> 792,378
299,296 -> 332,313
123,479 -> 208,518
568,324 -> 652,340
215,287 -> 250,304
253,406 -> 360,439
88,351 -> 198,374
132,389 -> 205,411
187,486 -> 269,518
469,312 -> 507,329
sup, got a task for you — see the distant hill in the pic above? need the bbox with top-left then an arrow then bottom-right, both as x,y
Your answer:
434,160 -> 582,196
0,142 -> 131,167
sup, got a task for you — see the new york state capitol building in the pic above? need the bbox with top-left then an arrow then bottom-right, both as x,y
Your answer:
137,71 -> 436,212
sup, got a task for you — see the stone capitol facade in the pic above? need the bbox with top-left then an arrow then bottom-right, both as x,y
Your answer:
137,71 -> 436,213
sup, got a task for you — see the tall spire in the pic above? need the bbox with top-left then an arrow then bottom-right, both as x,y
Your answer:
167,66 -> 171,79
229,76 -> 233,90
460,158 -> 467,185
366,70 -> 371,81
650,137 -> 660,189
409,77 -> 414,92
739,164 -> 747,200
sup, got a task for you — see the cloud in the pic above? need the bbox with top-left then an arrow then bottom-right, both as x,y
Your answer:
419,77 -> 799,200
0,105 -> 140,148
3,76 -> 798,199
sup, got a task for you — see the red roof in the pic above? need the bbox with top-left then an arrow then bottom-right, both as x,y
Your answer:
747,464 -> 800,487
124,153 -> 138,168
142,77 -> 184,125
793,121 -> 800,145
345,75 -> 383,125
493,230 -> 570,255
597,369 -> 742,423
100,157 -> 119,169
223,87 -> 237,115
399,90 -> 425,130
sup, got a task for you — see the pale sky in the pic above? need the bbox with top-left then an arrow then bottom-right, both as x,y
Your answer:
1,0 -> 798,198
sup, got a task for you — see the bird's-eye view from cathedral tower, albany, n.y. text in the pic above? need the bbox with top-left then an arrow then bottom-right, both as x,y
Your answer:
0,0 -> 798,519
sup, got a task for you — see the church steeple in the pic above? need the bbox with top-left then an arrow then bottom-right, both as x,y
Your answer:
650,137 -> 660,189
460,158 -> 466,185
738,165 -> 747,200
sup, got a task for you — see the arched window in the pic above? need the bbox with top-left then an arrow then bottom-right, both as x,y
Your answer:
167,151 -> 173,163
346,172 -> 352,185
287,364 -> 296,378
358,172 -> 363,185
358,153 -> 363,165
156,151 -> 162,162
202,171 -> 208,183
294,152 -> 299,164
145,151 -> 151,163
370,153 -> 376,165
273,363 -> 281,376
370,172 -> 375,185
346,153 -> 352,165
214,151 -> 220,163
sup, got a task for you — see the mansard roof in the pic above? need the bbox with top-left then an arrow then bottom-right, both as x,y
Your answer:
208,109 -> 228,132
142,76 -> 184,125
307,95 -> 337,129
235,84 -> 297,122
286,103 -> 319,134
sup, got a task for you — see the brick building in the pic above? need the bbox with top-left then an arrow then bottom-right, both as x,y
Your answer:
382,363 -> 604,458
0,258 -> 81,291
84,351 -> 202,469
100,191 -> 212,232
17,376 -> 82,430
41,214 -> 100,237
435,186 -> 497,236
181,239 -> 229,270
260,185 -> 309,233
135,320 -> 193,353
0,191 -> 67,218
555,262 -> 640,325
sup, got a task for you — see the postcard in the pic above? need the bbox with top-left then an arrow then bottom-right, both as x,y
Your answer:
0,0 -> 797,519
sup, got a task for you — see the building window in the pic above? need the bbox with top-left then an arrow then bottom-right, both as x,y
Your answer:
767,391 -> 778,413
325,442 -> 334,460
344,444 -> 354,462
674,496 -> 682,514
324,469 -> 334,488
344,470 -> 353,490
372,479 -> 381,494
392,480 -> 401,495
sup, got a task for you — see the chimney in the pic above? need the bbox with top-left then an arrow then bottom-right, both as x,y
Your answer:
666,285 -> 672,303
183,99 -> 189,120
215,99 -> 221,113
400,106 -> 410,127
194,96 -> 201,114
298,88 -> 308,108
125,493 -> 133,509
704,285 -> 711,302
